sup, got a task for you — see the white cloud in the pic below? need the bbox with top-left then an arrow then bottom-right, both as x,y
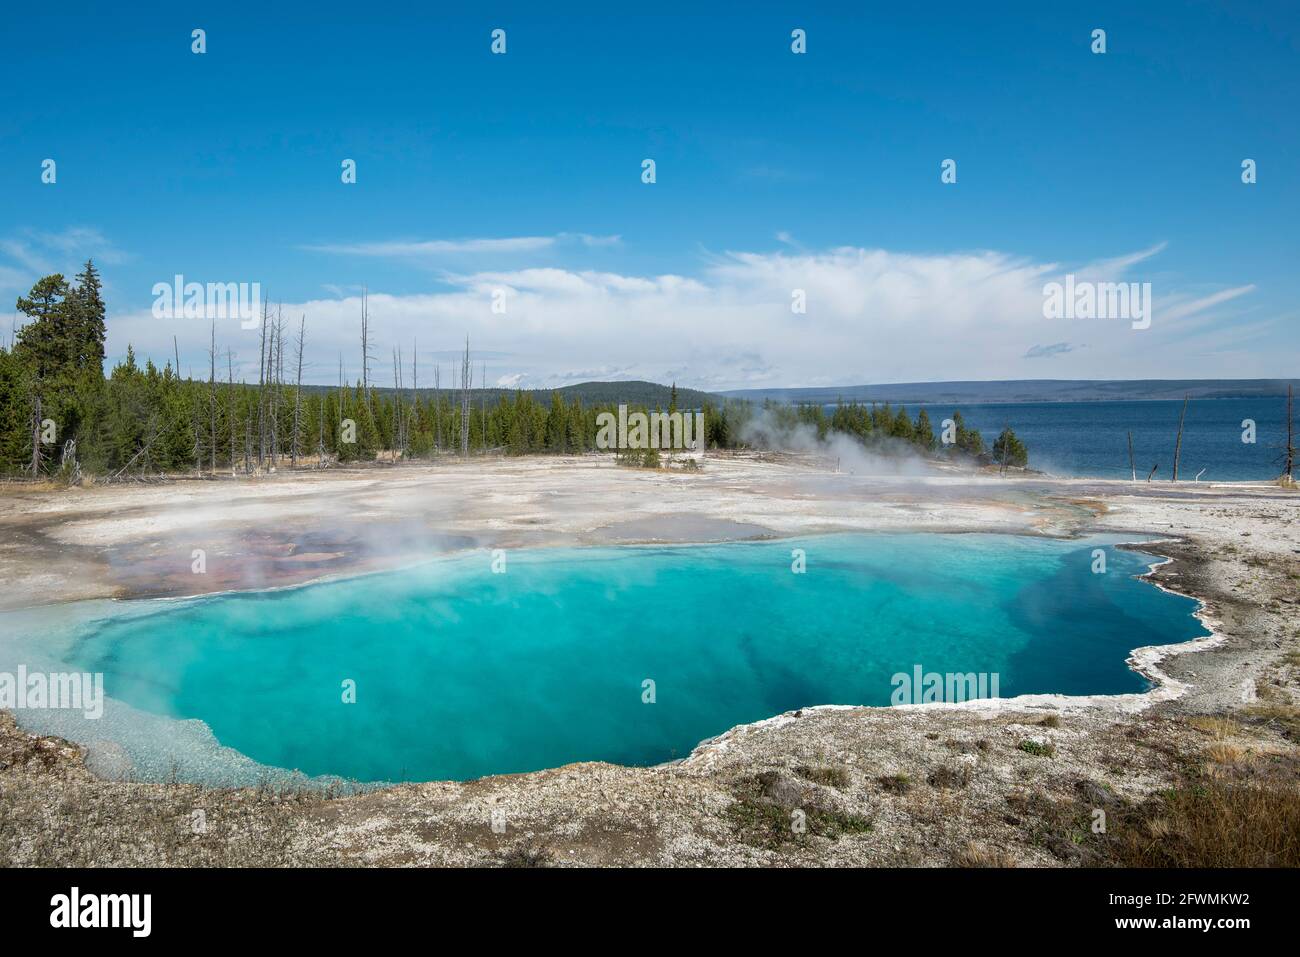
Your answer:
105,243 -> 1282,388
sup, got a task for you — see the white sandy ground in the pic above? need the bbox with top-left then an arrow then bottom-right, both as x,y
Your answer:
0,454 -> 1297,866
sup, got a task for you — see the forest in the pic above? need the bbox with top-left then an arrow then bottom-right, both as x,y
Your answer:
0,264 -> 1026,479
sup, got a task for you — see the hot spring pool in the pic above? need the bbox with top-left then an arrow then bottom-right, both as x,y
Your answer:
0,533 -> 1207,785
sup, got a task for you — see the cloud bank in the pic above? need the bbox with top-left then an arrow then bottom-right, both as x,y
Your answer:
4,232 -> 1282,389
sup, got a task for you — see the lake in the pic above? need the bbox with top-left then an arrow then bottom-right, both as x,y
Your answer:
846,397 -> 1289,480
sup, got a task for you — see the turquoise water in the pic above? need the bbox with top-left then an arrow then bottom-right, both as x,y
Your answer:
40,534 -> 1205,784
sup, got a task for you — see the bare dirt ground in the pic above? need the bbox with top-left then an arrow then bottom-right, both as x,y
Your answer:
2,454 -> 1297,866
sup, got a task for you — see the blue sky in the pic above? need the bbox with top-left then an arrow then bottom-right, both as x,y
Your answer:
1,1 -> 1296,388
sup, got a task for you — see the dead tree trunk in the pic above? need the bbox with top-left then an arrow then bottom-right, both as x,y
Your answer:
208,321 -> 217,475
1172,394 -> 1189,481
257,301 -> 269,469
410,340 -> 418,458
360,287 -> 373,415
433,364 -> 441,451
29,394 -> 43,476
460,338 -> 471,456
292,315 -> 305,467
392,346 -> 403,463
270,309 -> 284,468
227,350 -> 236,474
1127,431 -> 1135,482
317,392 -> 326,467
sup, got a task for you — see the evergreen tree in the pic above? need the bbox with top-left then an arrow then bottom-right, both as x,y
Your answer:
14,274 -> 74,382
913,408 -> 935,452
992,427 -> 1029,468
890,405 -> 915,443
545,392 -> 567,451
71,260 -> 107,370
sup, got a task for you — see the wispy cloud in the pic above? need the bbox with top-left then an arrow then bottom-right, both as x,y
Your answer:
302,232 -> 621,260
1160,284 -> 1256,322
305,236 -> 556,257
1080,241 -> 1168,277
0,227 -> 126,296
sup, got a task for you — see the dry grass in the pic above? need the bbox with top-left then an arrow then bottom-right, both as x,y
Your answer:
927,763 -> 972,789
1186,715 -> 1243,739
1203,741 -> 1248,766
954,841 -> 1017,867
795,765 -> 851,789
1241,692 -> 1300,742
1095,780 -> 1300,867
1085,711 -> 1300,868
877,773 -> 913,795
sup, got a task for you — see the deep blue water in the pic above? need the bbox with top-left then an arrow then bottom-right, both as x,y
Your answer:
27,533 -> 1207,784
834,398 -> 1289,480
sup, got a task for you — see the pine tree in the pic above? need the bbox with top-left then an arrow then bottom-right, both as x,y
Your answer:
14,275 -> 73,382
913,408 -> 935,452
993,427 -> 1028,469
71,260 -> 107,370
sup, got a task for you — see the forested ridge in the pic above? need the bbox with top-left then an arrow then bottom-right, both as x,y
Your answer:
0,265 -> 1025,479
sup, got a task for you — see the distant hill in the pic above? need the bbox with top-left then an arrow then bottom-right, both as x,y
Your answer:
300,379 -> 718,409
293,377 -> 1296,408
721,379 -> 1300,405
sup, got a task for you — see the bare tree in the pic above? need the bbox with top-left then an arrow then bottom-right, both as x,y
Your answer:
433,363 -> 441,451
1127,430 -> 1136,482
208,321 -> 217,474
460,338 -> 471,456
270,307 -> 285,468
256,300 -> 269,468
317,389 -> 326,468
359,286 -> 374,413
227,349 -> 237,474
1172,394 -> 1189,481
392,346 -> 403,463
29,394 -> 43,476
292,315 -> 306,467
410,340 -> 418,457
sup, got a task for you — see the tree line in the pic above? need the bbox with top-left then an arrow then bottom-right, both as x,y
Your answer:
0,265 -> 1028,479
